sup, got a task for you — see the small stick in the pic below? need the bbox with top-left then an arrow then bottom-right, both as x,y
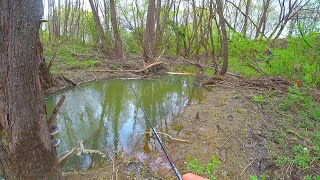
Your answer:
240,160 -> 254,176
220,136 -> 233,147
144,131 -> 191,143
48,95 -> 66,125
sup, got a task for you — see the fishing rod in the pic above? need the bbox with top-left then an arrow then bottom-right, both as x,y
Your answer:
127,78 -> 183,180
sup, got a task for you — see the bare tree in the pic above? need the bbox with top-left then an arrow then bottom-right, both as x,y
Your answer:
242,0 -> 251,37
0,0 -> 61,178
215,0 -> 229,75
88,0 -> 112,57
143,0 -> 156,61
110,0 -> 123,58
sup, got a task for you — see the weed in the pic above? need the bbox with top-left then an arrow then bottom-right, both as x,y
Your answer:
186,156 -> 220,180
253,95 -> 265,104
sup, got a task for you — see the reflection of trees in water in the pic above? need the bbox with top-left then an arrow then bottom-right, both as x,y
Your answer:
47,75 -> 204,170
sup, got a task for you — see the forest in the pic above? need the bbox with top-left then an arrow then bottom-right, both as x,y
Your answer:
0,0 -> 319,179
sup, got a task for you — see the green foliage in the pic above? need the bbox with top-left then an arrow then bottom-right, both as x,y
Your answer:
229,33 -> 320,86
187,156 -> 220,180
272,85 -> 320,176
253,95 -> 266,104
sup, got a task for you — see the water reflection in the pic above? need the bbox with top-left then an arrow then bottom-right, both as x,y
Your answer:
45,74 -> 204,171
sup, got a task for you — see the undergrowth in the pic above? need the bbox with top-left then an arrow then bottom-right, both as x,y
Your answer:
269,85 -> 320,178
186,156 -> 221,180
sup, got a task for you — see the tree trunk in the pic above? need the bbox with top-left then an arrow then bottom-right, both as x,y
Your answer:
0,0 -> 61,179
216,0 -> 229,75
143,0 -> 156,62
88,0 -> 112,58
255,0 -> 270,39
110,0 -> 123,59
242,0 -> 251,37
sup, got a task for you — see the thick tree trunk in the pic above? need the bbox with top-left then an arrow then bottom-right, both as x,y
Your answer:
143,0 -> 156,62
0,0 -> 61,179
110,0 -> 123,59
216,0 -> 229,75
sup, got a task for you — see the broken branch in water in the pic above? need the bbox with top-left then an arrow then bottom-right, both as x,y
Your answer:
58,147 -> 77,165
48,95 -> 66,125
144,131 -> 191,143
92,61 -> 167,73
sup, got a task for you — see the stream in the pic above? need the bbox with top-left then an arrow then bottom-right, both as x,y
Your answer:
45,74 -> 204,172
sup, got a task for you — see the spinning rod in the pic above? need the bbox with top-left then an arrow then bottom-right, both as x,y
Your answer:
127,78 -> 182,180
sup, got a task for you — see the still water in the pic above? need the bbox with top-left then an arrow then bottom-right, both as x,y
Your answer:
45,74 -> 204,172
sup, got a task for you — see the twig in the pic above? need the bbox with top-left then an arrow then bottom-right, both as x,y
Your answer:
220,136 -> 233,147
144,131 -> 191,143
240,160 -> 254,176
48,95 -> 66,124
58,147 -> 77,164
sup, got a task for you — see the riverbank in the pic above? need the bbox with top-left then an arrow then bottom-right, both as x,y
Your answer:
47,59 -> 319,179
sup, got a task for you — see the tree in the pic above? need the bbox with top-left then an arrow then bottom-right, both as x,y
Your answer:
143,0 -> 156,62
215,0 -> 229,75
110,0 -> 123,59
88,0 -> 112,58
0,0 -> 61,179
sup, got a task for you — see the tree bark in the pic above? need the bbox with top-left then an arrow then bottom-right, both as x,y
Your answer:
88,0 -> 112,58
0,0 -> 61,179
215,0 -> 229,75
143,0 -> 156,62
255,0 -> 270,39
110,0 -> 123,59
242,0 -> 251,37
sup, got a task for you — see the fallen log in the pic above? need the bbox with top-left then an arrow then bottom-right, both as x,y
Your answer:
93,61 -> 167,73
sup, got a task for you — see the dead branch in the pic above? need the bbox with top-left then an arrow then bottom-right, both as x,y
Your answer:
48,95 -> 66,125
58,147 -> 77,165
93,61 -> 167,73
144,131 -> 191,143
61,76 -> 78,86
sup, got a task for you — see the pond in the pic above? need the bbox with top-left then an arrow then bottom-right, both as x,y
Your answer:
45,74 -> 205,172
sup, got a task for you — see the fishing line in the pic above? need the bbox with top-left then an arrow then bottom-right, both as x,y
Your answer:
126,76 -> 183,180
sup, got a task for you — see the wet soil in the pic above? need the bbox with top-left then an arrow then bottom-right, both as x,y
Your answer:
165,76 -> 291,179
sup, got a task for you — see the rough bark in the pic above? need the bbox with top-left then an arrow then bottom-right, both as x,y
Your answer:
216,0 -> 229,75
0,0 -> 61,179
110,0 -> 123,59
143,0 -> 156,62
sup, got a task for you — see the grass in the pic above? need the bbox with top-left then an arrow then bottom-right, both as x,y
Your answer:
44,43 -> 103,73
267,85 -> 320,177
